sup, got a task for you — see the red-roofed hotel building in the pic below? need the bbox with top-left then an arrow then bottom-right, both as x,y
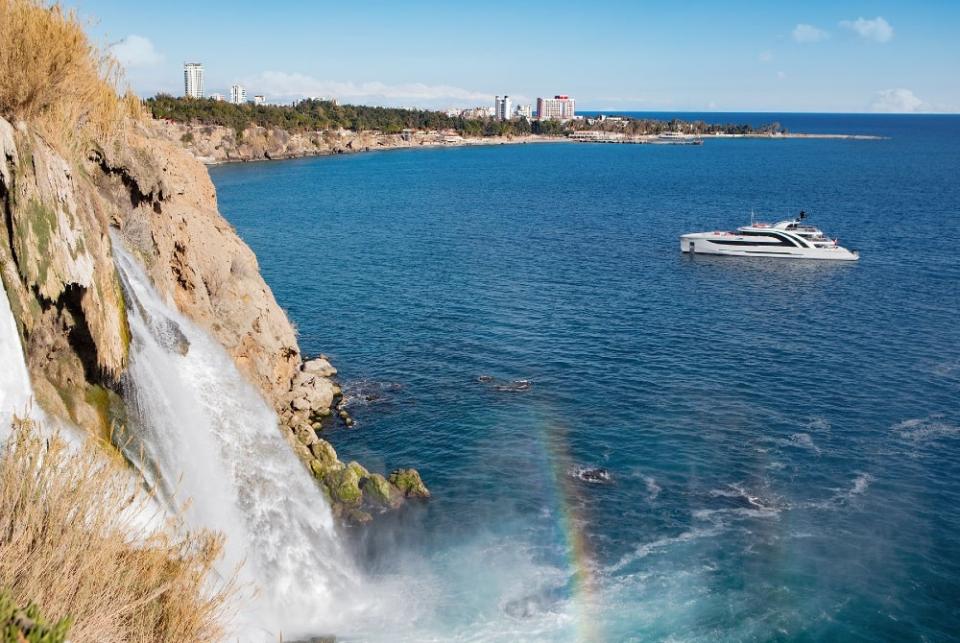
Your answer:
536,95 -> 575,121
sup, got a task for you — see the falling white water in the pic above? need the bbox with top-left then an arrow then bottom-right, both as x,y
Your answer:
113,238 -> 366,640
0,275 -> 35,438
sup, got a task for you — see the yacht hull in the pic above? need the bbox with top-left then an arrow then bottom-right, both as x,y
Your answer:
680,234 -> 859,261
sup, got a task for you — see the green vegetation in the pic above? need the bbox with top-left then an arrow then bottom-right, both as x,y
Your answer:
147,95 -> 782,139
1,593 -> 70,643
148,94 -> 474,135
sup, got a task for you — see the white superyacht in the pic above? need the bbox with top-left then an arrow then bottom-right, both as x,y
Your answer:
681,211 -> 859,261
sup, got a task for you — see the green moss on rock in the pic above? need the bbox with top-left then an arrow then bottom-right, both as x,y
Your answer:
325,465 -> 362,506
0,591 -> 71,643
389,468 -> 430,499
309,439 -> 337,466
360,473 -> 403,509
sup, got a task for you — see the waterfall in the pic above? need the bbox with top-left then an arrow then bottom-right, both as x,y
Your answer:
113,238 -> 364,640
0,275 -> 35,438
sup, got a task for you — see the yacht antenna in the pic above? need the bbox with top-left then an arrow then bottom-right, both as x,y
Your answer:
750,209 -> 755,226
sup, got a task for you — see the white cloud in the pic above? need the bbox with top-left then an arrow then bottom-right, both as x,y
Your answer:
792,24 -> 829,43
777,71 -> 787,80
870,88 -> 923,113
110,35 -> 162,68
244,71 -> 510,108
759,50 -> 773,63
840,16 -> 894,43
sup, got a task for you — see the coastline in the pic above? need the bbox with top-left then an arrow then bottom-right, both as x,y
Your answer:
153,120 -> 884,166
153,120 -> 572,165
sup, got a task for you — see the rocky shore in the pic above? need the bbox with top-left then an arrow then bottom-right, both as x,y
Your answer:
151,119 -> 564,164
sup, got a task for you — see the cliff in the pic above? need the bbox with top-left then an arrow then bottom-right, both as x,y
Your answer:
0,113 -> 427,521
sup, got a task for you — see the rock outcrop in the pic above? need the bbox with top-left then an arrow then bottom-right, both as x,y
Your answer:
0,114 -> 427,521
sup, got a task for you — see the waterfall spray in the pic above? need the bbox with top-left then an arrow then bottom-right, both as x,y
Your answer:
112,236 -> 364,639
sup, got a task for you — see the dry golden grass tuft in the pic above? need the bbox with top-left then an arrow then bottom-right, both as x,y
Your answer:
0,418 -> 234,642
0,0 -> 139,153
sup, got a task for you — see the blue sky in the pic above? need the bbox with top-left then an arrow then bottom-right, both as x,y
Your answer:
66,0 -> 959,112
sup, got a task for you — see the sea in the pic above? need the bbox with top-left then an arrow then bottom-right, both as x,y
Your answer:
209,113 -> 960,642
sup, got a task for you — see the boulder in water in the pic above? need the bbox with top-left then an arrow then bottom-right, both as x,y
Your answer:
360,473 -> 404,509
302,356 -> 337,377
325,465 -> 363,506
389,468 -> 431,499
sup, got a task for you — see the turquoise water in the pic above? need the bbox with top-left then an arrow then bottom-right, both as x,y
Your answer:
210,114 -> 960,641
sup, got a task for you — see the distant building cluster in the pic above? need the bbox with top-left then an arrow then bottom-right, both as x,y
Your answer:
182,62 -> 272,106
183,64 -> 573,121
446,93 -> 575,122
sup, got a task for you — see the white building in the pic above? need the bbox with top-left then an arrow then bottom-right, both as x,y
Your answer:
515,104 -> 532,119
494,95 -> 512,120
210,93 -> 225,102
253,95 -> 265,106
536,94 -> 576,121
183,63 -> 204,98
230,84 -> 246,105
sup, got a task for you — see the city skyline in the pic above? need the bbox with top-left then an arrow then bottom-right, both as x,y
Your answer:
68,0 -> 960,113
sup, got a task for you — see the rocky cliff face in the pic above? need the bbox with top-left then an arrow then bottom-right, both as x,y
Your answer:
0,114 -> 427,521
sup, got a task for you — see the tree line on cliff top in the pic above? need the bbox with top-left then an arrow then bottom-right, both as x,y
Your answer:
146,95 -> 782,138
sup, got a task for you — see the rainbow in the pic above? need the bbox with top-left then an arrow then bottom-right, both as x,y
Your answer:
539,419 -> 604,642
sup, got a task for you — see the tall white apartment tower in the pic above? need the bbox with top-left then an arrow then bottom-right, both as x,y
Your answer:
183,63 -> 204,98
230,84 -> 246,105
494,95 -> 512,120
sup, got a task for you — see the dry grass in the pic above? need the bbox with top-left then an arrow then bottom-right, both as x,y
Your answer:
0,0 -> 138,153
0,419 -> 234,642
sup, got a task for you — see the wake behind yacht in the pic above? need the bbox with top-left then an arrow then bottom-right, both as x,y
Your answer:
681,212 -> 859,261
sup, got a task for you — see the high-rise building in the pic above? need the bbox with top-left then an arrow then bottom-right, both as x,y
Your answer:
230,84 -> 246,105
494,95 -> 512,120
536,95 -> 576,121
253,95 -> 265,106
183,63 -> 204,98
515,104 -> 532,119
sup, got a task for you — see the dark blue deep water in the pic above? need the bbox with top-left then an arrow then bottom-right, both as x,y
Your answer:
210,114 -> 960,642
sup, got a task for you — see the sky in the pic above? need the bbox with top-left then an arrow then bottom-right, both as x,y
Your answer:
65,0 -> 960,113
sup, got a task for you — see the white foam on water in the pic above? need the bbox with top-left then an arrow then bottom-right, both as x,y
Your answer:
607,526 -> 722,573
113,239 -> 368,640
892,415 -> 959,442
644,476 -> 662,501
0,276 -> 36,438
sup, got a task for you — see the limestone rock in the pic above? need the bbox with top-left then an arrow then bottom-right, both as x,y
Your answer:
325,465 -> 363,506
309,439 -> 337,466
302,356 -> 337,377
389,468 -> 431,499
101,118 -> 301,412
0,117 -> 130,437
360,473 -> 404,509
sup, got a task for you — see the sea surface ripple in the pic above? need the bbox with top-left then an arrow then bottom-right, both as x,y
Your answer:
212,113 -> 960,641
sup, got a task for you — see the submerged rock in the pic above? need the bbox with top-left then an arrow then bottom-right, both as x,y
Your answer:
572,467 -> 613,484
389,468 -> 431,499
